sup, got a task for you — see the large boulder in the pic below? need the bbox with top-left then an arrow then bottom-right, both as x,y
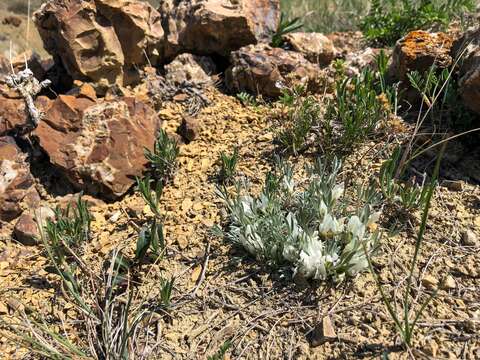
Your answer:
34,0 -> 165,86
283,32 -> 336,66
34,95 -> 161,199
159,0 -> 280,59
454,27 -> 480,114
225,43 -> 321,98
389,30 -> 454,82
0,137 -> 40,222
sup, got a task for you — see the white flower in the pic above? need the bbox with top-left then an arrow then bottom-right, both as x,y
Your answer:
283,244 -> 298,262
347,216 -> 365,240
332,184 -> 344,201
367,211 -> 381,227
319,200 -> 328,217
282,176 -> 295,195
296,238 -> 327,279
319,214 -> 343,236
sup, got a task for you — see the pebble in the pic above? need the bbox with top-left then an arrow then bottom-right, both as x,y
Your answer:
309,316 -> 337,347
441,275 -> 456,290
462,230 -> 479,247
422,275 -> 438,290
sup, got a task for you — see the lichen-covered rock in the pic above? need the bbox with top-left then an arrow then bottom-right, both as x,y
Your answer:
0,137 -> 40,222
283,32 -> 336,66
453,27 -> 480,114
160,0 -> 280,59
34,95 -> 161,199
34,0 -> 165,86
165,53 -> 216,86
225,43 -> 322,98
390,30 -> 454,81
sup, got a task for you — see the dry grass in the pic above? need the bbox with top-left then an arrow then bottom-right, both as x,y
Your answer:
280,0 -> 370,33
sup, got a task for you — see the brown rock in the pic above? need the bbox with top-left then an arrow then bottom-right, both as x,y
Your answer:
283,32 -> 336,66
34,95 -> 161,199
178,116 -> 200,143
225,43 -> 322,98
13,207 -> 55,245
309,316 -> 337,347
0,137 -> 39,222
462,229 -> 479,247
34,0 -> 165,86
390,31 -> 454,82
160,0 -> 280,58
165,53 -> 216,86
453,27 -> 480,114
0,97 -> 28,136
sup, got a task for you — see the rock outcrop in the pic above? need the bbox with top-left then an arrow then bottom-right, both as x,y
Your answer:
165,53 -> 216,86
34,95 -> 161,199
0,137 -> 40,222
283,32 -> 336,66
225,44 -> 321,98
34,0 -> 165,86
390,31 -> 454,81
0,97 -> 28,136
454,27 -> 480,114
160,0 -> 281,59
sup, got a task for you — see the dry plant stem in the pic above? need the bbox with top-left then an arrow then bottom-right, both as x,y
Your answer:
6,68 -> 51,127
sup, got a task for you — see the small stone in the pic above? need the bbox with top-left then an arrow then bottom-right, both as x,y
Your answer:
178,116 -> 200,143
108,210 -> 122,223
444,180 -> 463,191
14,207 -> 55,245
421,275 -> 438,290
441,275 -> 456,290
309,316 -> 337,347
14,214 -> 40,246
462,230 -> 479,246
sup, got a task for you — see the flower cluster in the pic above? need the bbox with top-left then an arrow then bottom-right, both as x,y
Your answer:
217,159 -> 381,282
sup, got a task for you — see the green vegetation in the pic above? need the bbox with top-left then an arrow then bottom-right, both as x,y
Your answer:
271,12 -> 303,47
361,0 -> 476,45
144,129 -> 180,183
217,158 -> 381,282
219,147 -> 240,184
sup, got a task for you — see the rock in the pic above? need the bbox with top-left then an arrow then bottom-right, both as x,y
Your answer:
165,53 -> 216,86
34,95 -> 161,200
309,316 -> 337,347
421,274 -> 438,290
342,47 -> 385,76
0,97 -> 28,136
34,0 -> 165,86
0,137 -> 40,222
225,43 -> 322,98
178,116 -> 200,143
389,30 -> 454,82
160,0 -> 280,59
441,275 -> 456,290
283,32 -> 336,66
13,207 -> 55,245
462,229 -> 479,247
453,27 -> 480,114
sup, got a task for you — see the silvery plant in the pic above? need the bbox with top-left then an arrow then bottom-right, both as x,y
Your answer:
217,159 -> 381,282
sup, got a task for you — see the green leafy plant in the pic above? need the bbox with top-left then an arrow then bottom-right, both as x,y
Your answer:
323,63 -> 391,155
136,177 -> 166,261
236,92 -> 258,107
219,147 -> 240,184
275,86 -> 321,155
217,158 -> 381,282
379,147 -> 433,211
271,12 -> 303,48
360,0 -> 475,46
145,129 -> 179,183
